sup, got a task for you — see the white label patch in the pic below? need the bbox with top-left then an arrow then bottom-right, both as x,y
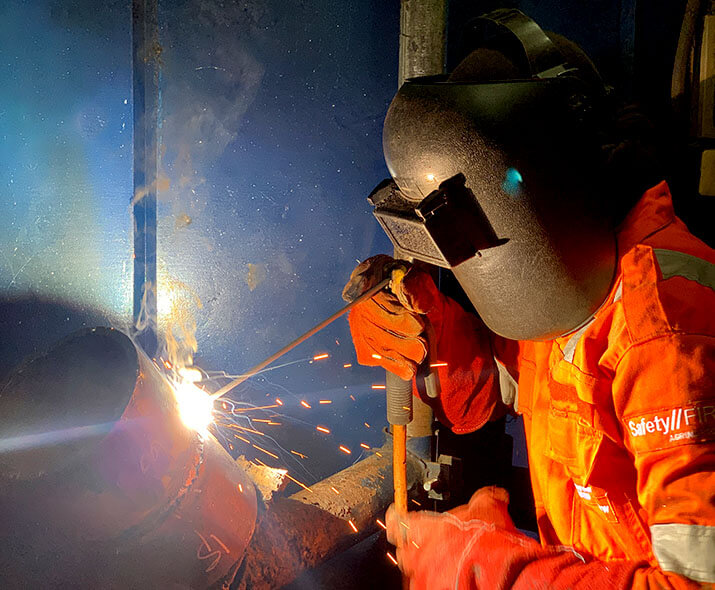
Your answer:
624,403 -> 715,454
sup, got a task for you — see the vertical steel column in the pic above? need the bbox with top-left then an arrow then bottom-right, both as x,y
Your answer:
132,0 -> 159,355
399,0 -> 448,86
397,0 -> 447,439
619,0 -> 637,99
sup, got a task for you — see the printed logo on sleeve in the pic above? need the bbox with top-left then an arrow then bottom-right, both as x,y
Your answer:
624,403 -> 715,453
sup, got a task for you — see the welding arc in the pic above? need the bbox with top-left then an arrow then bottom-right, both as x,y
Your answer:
211,277 -> 391,400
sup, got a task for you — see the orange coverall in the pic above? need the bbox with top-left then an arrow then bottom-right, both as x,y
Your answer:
417,181 -> 715,587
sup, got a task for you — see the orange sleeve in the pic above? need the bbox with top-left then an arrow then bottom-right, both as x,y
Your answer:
414,296 -> 503,434
612,332 -> 715,586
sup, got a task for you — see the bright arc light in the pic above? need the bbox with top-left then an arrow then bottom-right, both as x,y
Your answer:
173,380 -> 214,434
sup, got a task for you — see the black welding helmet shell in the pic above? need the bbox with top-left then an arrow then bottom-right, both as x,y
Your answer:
379,74 -> 616,341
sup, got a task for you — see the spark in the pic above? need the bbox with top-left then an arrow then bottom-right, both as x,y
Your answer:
163,360 -> 173,369
235,425 -> 265,436
360,443 -> 369,450
238,483 -> 243,493
349,395 -> 356,401
376,519 -> 387,530
426,172 -> 436,182
318,399 -> 332,404
411,540 -> 420,549
236,435 -> 250,444
371,353 -> 382,359
316,426 -> 331,434
402,406 -> 410,411
312,353 -> 329,361
276,398 -> 283,405
285,472 -> 313,493
291,450 -> 308,459
343,363 -> 352,368
252,444 -> 279,459
330,486 -> 340,495
348,520 -> 358,533
253,418 -> 272,423
232,404 -> 280,413
339,445 -> 351,454
300,400 -> 312,409
411,499 -> 422,507
375,452 -> 383,457
387,552 -> 398,566
371,384 -> 386,390
430,361 -> 448,367
364,422 -> 371,428
266,421 -> 281,425
400,521 -> 409,530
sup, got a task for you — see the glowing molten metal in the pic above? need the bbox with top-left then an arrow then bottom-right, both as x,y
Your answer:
172,378 -> 213,434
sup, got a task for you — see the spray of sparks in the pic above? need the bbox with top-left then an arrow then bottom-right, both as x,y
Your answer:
156,348 -> 387,500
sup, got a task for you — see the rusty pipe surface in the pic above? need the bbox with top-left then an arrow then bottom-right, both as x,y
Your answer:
0,327 -> 257,589
234,438 -> 423,589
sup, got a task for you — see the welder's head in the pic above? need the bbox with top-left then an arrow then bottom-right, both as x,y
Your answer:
376,9 -> 625,340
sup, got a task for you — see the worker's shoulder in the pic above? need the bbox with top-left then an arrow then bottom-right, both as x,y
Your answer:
618,221 -> 715,344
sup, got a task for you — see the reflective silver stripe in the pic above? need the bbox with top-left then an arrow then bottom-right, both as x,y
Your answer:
613,280 -> 623,303
495,359 -> 519,411
654,248 -> 715,290
562,317 -> 595,364
651,523 -> 715,583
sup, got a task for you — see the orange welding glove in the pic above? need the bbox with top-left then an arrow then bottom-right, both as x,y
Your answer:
343,255 -> 502,432
342,255 -> 428,380
385,487 -> 650,590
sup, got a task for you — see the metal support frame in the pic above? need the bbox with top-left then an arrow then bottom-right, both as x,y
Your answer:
132,0 -> 160,355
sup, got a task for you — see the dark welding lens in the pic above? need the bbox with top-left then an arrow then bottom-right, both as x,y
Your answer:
369,174 -> 507,267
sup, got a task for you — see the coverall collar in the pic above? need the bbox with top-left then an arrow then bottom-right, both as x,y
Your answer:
557,181 -> 675,340
616,180 -> 674,255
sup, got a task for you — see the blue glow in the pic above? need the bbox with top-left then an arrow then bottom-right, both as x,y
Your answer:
502,167 -> 523,196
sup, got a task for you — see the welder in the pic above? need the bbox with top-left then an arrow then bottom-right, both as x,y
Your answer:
342,9 -> 715,589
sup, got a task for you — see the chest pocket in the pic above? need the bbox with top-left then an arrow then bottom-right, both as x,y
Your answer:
545,377 -> 603,487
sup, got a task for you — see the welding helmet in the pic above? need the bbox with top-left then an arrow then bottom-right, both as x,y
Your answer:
373,9 -> 616,341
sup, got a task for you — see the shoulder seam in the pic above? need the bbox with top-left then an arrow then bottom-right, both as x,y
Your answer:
613,331 -> 715,374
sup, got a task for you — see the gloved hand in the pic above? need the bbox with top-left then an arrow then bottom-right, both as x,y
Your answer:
341,255 -> 435,380
342,255 -> 502,433
385,487 -> 644,590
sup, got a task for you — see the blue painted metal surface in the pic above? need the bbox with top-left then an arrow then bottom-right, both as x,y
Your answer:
132,0 -> 159,355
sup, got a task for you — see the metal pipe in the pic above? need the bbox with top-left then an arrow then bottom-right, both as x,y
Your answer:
398,0 -> 448,86
235,439 -> 423,589
0,328 -> 257,588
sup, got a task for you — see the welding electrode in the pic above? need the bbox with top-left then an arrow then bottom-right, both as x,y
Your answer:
210,277 -> 392,400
